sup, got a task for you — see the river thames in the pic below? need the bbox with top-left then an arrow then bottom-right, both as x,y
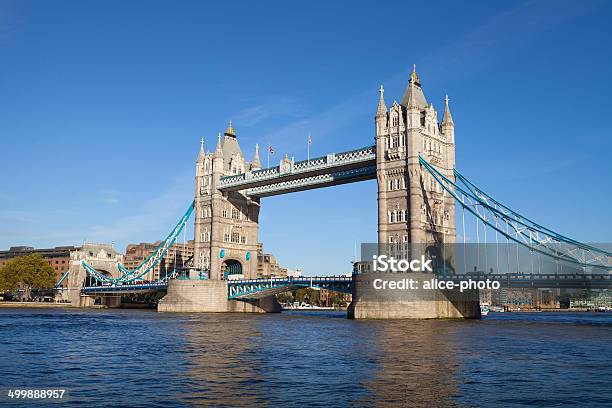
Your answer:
0,309 -> 610,407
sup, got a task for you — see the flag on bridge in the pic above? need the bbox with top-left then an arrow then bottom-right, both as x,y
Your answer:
267,145 -> 274,168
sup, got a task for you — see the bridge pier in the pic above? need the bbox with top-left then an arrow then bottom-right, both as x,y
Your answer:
158,280 -> 281,313
74,294 -> 122,308
347,273 -> 481,319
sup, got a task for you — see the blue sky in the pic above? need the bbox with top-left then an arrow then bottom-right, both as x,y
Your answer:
1,0 -> 611,275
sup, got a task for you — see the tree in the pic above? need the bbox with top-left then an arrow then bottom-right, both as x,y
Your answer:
276,292 -> 294,304
0,254 -> 56,292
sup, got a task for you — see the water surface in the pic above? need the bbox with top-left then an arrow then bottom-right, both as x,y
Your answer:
0,309 -> 610,407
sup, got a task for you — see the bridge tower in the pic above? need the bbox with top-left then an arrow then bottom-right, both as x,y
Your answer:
193,122 -> 261,280
160,124 -> 280,312
376,66 -> 456,250
349,66 -> 479,319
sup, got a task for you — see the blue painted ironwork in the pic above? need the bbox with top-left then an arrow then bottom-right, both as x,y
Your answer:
80,271 -> 612,296
228,276 -> 353,299
54,271 -> 70,289
80,268 -> 182,294
81,282 -> 168,294
80,201 -> 195,284
419,155 -> 612,271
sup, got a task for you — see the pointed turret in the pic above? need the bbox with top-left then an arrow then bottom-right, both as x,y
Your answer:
214,132 -> 223,157
376,85 -> 387,116
441,95 -> 455,144
224,120 -> 236,138
401,64 -> 428,110
251,143 -> 261,170
198,137 -> 205,162
442,94 -> 454,126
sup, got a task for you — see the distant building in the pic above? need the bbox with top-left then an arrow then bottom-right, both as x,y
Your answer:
256,243 -> 288,278
0,245 -> 79,282
124,240 -> 194,281
492,288 -> 559,309
285,269 -> 303,278
569,290 -> 612,309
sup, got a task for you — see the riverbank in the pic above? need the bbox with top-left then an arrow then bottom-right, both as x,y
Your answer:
503,308 -> 608,313
0,301 -> 72,308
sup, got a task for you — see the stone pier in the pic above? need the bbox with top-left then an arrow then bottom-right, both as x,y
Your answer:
158,280 -> 281,313
75,294 -> 122,308
347,273 -> 481,319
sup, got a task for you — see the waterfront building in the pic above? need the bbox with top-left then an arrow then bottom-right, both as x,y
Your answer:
492,288 -> 560,309
124,240 -> 195,281
0,245 -> 79,282
569,289 -> 612,309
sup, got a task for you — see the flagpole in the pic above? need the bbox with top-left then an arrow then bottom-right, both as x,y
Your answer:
307,135 -> 310,162
267,146 -> 270,168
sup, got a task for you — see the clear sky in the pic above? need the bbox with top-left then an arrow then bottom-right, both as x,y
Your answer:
1,0 -> 611,275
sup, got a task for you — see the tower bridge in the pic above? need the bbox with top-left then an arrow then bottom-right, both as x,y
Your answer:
66,66 -> 612,318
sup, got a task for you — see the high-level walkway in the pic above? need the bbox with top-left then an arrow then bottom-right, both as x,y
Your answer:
217,146 -> 376,197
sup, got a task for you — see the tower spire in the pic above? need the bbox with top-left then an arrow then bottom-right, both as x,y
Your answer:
442,94 -> 454,126
251,143 -> 261,169
198,137 -> 205,161
410,64 -> 420,85
376,84 -> 387,116
401,64 -> 427,109
214,132 -> 223,156
224,120 -> 236,137
406,80 -> 418,109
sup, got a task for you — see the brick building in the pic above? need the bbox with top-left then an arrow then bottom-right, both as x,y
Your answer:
124,240 -> 195,281
0,245 -> 79,281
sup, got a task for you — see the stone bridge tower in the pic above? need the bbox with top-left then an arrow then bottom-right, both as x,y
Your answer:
375,66 -> 456,254
349,66 -> 479,319
194,122 -> 261,280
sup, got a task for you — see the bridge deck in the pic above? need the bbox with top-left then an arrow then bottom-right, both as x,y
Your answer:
80,273 -> 612,296
81,282 -> 168,294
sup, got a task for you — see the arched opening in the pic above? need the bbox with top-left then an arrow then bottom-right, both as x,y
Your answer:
83,269 -> 113,287
221,259 -> 243,280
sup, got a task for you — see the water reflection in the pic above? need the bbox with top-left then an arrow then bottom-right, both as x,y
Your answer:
359,320 -> 465,407
177,314 -> 268,405
178,311 -> 465,407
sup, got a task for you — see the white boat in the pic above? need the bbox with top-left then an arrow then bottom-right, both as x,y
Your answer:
282,302 -> 335,311
480,303 -> 490,316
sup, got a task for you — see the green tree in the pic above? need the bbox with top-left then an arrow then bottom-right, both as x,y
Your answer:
276,291 -> 294,304
0,254 -> 56,292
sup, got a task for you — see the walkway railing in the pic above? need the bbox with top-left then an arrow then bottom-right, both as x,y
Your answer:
218,145 -> 376,190
228,276 -> 353,299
